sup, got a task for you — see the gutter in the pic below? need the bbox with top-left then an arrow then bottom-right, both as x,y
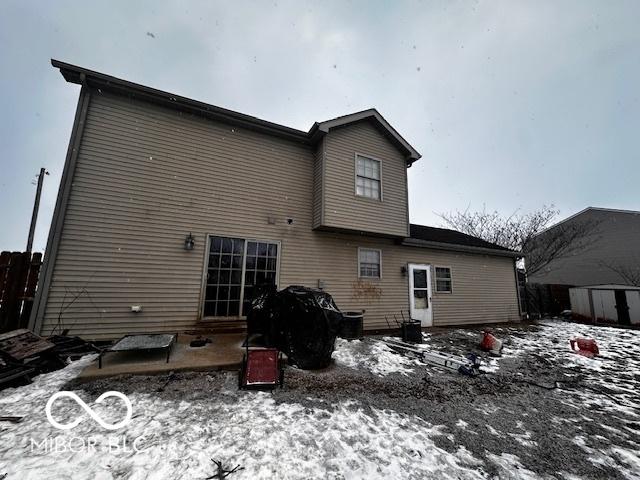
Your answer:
50,59 -> 423,165
51,59 -> 310,145
400,237 -> 522,258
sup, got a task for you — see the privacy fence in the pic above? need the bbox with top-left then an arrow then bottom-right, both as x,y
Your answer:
0,251 -> 42,333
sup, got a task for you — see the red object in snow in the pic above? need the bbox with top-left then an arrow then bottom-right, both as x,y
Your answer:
570,338 -> 599,357
240,348 -> 284,389
480,331 -> 503,354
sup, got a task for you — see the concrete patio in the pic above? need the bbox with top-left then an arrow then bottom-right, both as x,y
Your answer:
75,333 -> 245,381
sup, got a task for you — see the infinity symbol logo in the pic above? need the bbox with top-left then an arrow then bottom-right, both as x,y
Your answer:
45,391 -> 133,431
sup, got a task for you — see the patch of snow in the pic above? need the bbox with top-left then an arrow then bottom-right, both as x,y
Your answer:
508,430 -> 536,448
0,359 -> 494,480
456,419 -> 469,429
485,453 -> 539,480
332,338 -> 417,376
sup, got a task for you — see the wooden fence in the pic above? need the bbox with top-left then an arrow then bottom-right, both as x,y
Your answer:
0,252 -> 43,333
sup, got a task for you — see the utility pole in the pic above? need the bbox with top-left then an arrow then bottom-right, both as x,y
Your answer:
26,168 -> 49,253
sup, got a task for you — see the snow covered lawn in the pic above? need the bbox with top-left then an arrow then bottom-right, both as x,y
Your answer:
0,320 -> 639,479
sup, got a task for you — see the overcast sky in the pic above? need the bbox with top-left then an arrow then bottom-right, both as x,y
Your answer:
1,0 -> 638,252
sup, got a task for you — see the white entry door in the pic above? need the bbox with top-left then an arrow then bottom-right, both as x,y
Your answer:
408,264 -> 433,326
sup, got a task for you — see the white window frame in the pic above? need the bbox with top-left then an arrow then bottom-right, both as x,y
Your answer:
434,266 -> 453,293
354,154 -> 383,201
358,247 -> 382,279
199,235 -> 282,319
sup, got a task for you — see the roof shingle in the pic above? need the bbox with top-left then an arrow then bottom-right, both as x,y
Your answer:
409,224 -> 513,252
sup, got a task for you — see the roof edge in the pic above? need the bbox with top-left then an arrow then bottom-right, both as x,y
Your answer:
400,237 -> 522,258
51,59 -> 422,161
51,59 -> 310,144
311,108 -> 421,163
533,206 -> 640,238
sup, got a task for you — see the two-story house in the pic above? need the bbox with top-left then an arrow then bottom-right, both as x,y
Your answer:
29,60 -> 522,340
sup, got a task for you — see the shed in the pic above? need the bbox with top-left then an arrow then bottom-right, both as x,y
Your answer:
569,285 -> 640,325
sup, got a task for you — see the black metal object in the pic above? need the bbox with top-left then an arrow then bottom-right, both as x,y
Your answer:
339,311 -> 364,340
246,285 -> 343,369
401,321 -> 423,343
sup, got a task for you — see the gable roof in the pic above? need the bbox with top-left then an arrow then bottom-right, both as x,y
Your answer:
51,59 -> 421,164
533,206 -> 640,237
402,224 -> 520,257
309,109 -> 421,164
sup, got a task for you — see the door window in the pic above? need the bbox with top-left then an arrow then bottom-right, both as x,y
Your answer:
413,269 -> 429,309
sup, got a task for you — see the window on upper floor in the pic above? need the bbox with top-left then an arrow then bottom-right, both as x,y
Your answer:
435,266 -> 452,293
358,248 -> 381,278
355,155 -> 381,200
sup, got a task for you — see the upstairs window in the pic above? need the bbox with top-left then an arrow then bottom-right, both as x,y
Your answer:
358,248 -> 381,278
355,155 -> 381,200
435,267 -> 452,293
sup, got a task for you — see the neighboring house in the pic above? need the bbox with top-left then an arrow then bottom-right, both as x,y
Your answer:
29,60 -> 521,340
528,207 -> 640,287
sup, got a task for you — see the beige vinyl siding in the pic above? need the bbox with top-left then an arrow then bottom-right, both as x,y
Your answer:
40,89 -> 519,339
299,235 -> 521,329
42,89 -> 318,338
320,122 -> 410,237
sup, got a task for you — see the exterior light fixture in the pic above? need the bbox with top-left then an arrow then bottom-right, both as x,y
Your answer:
184,233 -> 195,251
401,266 -> 408,276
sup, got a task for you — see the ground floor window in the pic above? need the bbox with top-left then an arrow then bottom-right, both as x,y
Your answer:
203,235 -> 279,317
435,266 -> 452,293
358,248 -> 381,278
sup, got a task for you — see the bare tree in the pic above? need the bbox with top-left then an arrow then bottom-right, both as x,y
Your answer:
438,205 -> 599,276
599,260 -> 640,287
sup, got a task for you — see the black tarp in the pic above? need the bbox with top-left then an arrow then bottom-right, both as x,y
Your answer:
246,285 -> 343,369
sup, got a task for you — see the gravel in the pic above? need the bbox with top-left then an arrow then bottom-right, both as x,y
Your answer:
69,320 -> 640,479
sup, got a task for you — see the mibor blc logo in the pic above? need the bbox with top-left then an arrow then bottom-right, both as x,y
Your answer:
32,391 -> 143,454
45,391 -> 133,431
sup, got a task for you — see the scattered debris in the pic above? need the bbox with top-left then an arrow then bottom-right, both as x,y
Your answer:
190,337 -> 212,348
0,357 -> 35,389
0,329 -> 99,391
480,330 -> 503,355
156,372 -> 177,392
0,329 -> 55,362
570,337 -> 599,357
49,334 -> 100,360
379,338 -> 482,376
205,459 -> 244,479
0,416 -> 23,423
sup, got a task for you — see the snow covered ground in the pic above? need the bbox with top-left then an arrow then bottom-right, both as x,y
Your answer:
0,320 -> 639,479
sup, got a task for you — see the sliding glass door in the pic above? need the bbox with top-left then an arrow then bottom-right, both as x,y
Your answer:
203,235 -> 279,318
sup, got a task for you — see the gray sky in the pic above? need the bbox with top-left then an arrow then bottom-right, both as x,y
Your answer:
1,0 -> 639,252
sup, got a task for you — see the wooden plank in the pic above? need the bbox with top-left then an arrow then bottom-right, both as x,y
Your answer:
0,253 -> 29,332
0,329 -> 55,362
0,252 -> 11,324
20,253 -> 43,327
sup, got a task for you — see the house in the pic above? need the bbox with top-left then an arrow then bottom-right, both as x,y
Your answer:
528,207 -> 640,287
28,60 -> 521,340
